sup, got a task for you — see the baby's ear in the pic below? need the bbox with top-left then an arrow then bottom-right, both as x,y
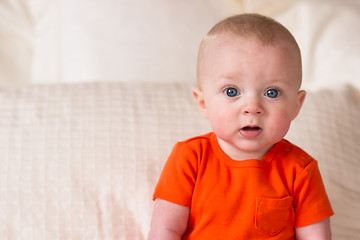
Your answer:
292,90 -> 306,120
192,87 -> 209,119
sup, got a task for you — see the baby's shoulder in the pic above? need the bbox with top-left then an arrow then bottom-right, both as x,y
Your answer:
278,139 -> 316,169
178,132 -> 213,147
170,132 -> 215,160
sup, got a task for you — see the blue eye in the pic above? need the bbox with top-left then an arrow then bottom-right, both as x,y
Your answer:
224,87 -> 239,97
265,89 -> 280,98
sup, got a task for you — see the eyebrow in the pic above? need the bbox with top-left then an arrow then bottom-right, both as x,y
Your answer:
215,75 -> 297,88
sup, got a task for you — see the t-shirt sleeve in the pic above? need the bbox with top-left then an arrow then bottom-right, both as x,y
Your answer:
293,160 -> 334,227
152,142 -> 198,207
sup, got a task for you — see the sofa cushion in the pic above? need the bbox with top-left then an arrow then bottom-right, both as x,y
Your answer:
1,0 -> 359,90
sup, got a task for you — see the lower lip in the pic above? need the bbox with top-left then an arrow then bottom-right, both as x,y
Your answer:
239,128 -> 262,139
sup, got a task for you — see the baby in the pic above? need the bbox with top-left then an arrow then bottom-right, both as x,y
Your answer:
148,13 -> 333,240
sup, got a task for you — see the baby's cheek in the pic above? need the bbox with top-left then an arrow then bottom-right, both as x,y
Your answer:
209,114 -> 230,133
269,113 -> 292,137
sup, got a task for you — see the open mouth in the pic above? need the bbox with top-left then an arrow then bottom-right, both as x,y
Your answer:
242,126 -> 261,131
240,126 -> 262,139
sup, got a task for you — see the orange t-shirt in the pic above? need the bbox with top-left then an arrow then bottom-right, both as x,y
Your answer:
153,132 -> 334,239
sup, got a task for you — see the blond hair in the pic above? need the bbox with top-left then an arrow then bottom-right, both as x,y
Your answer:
197,13 -> 302,86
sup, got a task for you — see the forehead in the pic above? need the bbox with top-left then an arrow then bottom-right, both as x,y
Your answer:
197,34 -> 302,88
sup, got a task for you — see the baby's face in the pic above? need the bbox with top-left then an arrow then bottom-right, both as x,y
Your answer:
194,35 -> 305,160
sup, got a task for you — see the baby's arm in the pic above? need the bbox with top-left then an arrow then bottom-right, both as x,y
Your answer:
294,218 -> 331,240
148,198 -> 190,240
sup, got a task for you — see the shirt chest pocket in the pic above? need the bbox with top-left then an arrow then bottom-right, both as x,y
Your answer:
255,196 -> 294,236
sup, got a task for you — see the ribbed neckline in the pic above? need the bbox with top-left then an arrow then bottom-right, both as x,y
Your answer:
209,132 -> 289,168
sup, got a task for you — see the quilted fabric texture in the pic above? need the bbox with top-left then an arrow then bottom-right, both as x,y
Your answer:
286,85 -> 360,239
0,82 -> 359,240
0,82 -> 210,240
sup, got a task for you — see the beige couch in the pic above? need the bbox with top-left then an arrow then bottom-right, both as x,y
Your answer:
0,82 -> 359,239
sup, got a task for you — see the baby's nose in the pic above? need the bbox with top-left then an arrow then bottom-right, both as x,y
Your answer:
241,97 -> 263,115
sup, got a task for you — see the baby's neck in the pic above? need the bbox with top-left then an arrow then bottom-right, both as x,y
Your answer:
217,137 -> 273,161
